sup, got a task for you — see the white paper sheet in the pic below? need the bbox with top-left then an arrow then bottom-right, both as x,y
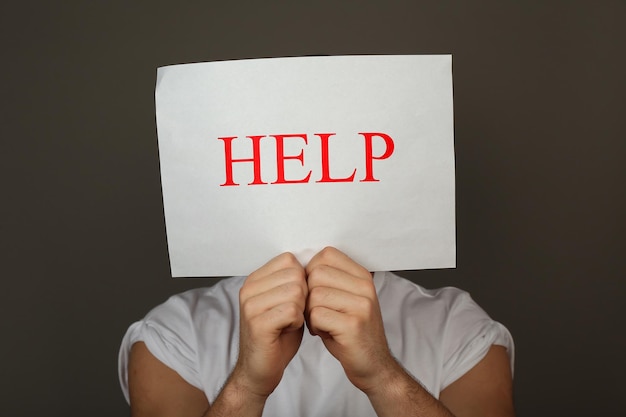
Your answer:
156,55 -> 455,277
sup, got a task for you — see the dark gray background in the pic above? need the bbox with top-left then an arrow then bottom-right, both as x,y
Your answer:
2,1 -> 624,415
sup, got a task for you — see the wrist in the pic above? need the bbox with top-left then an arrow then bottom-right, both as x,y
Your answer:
362,358 -> 416,399
364,362 -> 453,417
226,366 -> 272,405
209,371 -> 268,417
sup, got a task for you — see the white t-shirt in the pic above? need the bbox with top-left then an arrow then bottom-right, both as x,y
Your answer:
119,272 -> 514,416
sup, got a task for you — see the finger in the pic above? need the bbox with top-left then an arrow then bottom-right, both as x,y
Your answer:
242,266 -> 307,304
249,302 -> 306,335
307,265 -> 375,299
248,252 -> 303,284
242,281 -> 307,320
307,305 -> 354,337
306,247 -> 371,280
306,286 -> 374,316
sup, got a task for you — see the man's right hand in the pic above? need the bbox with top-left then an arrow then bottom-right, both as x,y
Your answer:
128,253 -> 308,417
229,252 -> 308,400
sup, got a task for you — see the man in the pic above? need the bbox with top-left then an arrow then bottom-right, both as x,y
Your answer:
119,247 -> 515,416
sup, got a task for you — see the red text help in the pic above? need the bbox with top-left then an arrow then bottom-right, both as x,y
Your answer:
217,132 -> 395,186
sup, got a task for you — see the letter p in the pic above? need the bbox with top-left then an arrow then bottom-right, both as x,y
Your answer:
359,132 -> 395,182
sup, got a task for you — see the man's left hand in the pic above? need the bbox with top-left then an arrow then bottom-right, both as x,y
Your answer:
305,247 -> 397,394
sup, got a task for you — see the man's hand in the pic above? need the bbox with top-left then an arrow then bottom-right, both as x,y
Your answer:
127,253 -> 308,417
231,252 -> 308,399
305,247 -> 396,394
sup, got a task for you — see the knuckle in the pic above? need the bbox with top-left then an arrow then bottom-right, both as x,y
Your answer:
345,315 -> 362,331
282,281 -> 305,300
317,246 -> 337,263
308,263 -> 330,279
278,266 -> 305,289
357,279 -> 376,296
308,305 -> 323,320
319,246 -> 338,256
308,284 -> 320,295
272,302 -> 304,329
239,285 -> 251,301
307,289 -> 320,307
357,267 -> 373,280
239,297 -> 257,319
355,295 -> 374,312
284,266 -> 306,281
282,302 -> 301,318
275,252 -> 301,269
307,248 -> 335,273
308,286 -> 329,304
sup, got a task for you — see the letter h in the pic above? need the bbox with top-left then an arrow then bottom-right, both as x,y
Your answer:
218,136 -> 267,186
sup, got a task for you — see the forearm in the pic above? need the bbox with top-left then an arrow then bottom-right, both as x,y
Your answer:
205,252 -> 306,417
366,360 -> 455,417
202,370 -> 268,417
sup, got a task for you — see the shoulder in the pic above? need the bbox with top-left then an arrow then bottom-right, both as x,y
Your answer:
118,276 -> 245,402
130,275 -> 247,347
377,272 -> 514,391
376,271 -> 475,317
146,276 -> 245,322
378,271 -> 512,347
377,271 -> 485,351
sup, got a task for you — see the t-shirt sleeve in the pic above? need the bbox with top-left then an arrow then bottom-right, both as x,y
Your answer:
118,294 -> 202,403
440,291 -> 514,390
